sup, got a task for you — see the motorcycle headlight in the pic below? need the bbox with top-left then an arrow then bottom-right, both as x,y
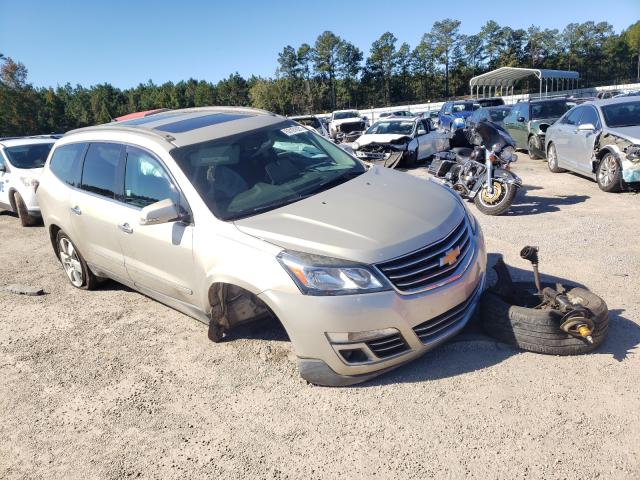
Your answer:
452,118 -> 466,130
500,146 -> 517,162
20,176 -> 39,187
277,250 -> 390,295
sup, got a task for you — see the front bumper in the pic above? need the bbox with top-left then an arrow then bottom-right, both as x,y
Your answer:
258,230 -> 487,386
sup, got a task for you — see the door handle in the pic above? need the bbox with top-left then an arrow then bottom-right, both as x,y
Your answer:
118,223 -> 133,234
70,206 -> 82,215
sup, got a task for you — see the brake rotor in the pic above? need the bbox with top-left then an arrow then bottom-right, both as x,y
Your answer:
480,181 -> 503,204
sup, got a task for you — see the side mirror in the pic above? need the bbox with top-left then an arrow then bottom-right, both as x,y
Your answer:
0,164 -> 6,173
517,116 -> 525,123
417,128 -> 427,136
578,123 -> 596,131
139,198 -> 180,226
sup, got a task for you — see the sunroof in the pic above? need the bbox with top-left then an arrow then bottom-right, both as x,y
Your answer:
154,113 -> 250,133
117,112 -> 184,126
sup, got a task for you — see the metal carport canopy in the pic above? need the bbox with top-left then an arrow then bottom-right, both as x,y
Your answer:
469,67 -> 580,97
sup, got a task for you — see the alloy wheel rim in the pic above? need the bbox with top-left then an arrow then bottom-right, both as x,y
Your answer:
479,181 -> 505,205
599,156 -> 617,187
59,238 -> 84,287
548,146 -> 557,168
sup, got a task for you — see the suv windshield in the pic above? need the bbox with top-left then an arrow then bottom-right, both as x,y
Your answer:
171,122 -> 365,221
452,103 -> 479,112
602,101 -> 640,127
366,120 -> 415,135
4,143 -> 54,169
531,100 -> 576,119
333,111 -> 358,120
488,107 -> 511,122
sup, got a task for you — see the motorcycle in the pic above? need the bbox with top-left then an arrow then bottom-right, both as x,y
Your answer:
429,121 -> 522,216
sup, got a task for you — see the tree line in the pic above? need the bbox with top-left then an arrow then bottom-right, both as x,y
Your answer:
1,19 -> 639,136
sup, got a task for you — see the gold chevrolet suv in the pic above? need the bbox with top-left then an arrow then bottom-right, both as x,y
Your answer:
38,107 -> 486,386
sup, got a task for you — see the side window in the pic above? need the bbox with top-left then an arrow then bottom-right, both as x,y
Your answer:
561,107 -> 584,126
124,147 -> 177,208
49,143 -> 87,186
508,104 -> 521,120
0,152 -> 6,170
81,143 -> 122,198
579,107 -> 600,128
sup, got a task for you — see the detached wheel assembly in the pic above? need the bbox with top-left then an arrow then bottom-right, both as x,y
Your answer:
480,247 -> 608,355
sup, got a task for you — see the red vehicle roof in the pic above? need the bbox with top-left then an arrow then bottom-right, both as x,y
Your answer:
114,109 -> 169,122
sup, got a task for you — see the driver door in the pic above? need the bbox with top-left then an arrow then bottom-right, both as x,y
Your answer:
116,146 -> 195,302
417,119 -> 447,159
571,106 -> 601,175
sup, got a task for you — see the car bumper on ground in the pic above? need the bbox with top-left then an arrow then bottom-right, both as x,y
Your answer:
259,230 -> 487,386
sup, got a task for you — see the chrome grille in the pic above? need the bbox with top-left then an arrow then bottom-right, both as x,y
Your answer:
366,333 -> 409,359
412,283 -> 481,343
376,219 -> 472,293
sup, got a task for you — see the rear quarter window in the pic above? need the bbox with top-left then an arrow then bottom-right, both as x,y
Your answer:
49,143 -> 88,187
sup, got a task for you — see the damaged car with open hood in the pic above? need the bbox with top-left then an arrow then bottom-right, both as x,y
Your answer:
545,97 -> 640,192
350,117 -> 449,168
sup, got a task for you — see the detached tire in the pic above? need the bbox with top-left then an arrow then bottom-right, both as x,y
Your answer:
14,192 -> 39,227
480,285 -> 608,355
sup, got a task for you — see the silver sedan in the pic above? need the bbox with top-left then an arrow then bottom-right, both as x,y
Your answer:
544,98 -> 640,192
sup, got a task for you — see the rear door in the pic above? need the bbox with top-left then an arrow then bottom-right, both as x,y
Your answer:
69,142 -> 129,280
116,146 -> 195,302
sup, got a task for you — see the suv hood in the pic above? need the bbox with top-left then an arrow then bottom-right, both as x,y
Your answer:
234,167 -> 464,264
355,133 -> 411,146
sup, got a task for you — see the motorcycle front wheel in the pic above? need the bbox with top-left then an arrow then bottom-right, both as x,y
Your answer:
473,180 -> 517,216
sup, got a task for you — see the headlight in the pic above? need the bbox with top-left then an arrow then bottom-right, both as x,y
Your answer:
500,146 -> 516,162
352,142 -> 360,150
277,250 -> 390,295
20,177 -> 39,187
625,145 -> 640,161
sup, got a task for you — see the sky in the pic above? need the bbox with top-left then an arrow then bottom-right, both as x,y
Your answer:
1,0 -> 639,89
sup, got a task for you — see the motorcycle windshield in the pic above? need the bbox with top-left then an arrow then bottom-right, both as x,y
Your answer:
471,121 -> 515,149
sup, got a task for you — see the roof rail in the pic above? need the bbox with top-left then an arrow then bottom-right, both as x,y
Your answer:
167,105 -> 277,116
65,124 -> 177,144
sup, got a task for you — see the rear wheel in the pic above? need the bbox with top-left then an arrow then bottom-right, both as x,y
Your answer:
473,180 -> 517,216
546,143 -> 565,173
56,231 -> 99,290
527,136 -> 541,159
13,192 -> 39,227
597,153 -> 624,192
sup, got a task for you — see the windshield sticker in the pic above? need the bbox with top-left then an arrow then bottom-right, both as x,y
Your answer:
281,126 -> 308,136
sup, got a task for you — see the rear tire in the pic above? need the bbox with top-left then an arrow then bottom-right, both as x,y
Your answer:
13,192 -> 39,227
480,286 -> 608,355
473,180 -> 517,216
597,153 -> 624,193
546,143 -> 566,173
527,136 -> 541,159
56,231 -> 99,290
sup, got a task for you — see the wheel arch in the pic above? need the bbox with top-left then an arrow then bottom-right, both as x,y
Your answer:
8,188 -> 18,212
592,146 -> 619,173
49,224 -> 62,260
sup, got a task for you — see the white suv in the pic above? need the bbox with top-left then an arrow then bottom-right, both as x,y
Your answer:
0,136 -> 57,226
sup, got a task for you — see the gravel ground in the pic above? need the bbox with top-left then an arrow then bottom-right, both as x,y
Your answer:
1,156 -> 639,479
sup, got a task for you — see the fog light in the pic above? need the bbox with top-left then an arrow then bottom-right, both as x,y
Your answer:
326,327 -> 398,344
339,348 -> 368,363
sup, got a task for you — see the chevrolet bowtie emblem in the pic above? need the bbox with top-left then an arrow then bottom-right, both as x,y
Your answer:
440,247 -> 461,267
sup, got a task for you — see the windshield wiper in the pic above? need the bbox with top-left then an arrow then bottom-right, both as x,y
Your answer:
309,170 -> 364,194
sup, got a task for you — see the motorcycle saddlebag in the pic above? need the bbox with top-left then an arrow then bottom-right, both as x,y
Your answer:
428,157 -> 457,177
